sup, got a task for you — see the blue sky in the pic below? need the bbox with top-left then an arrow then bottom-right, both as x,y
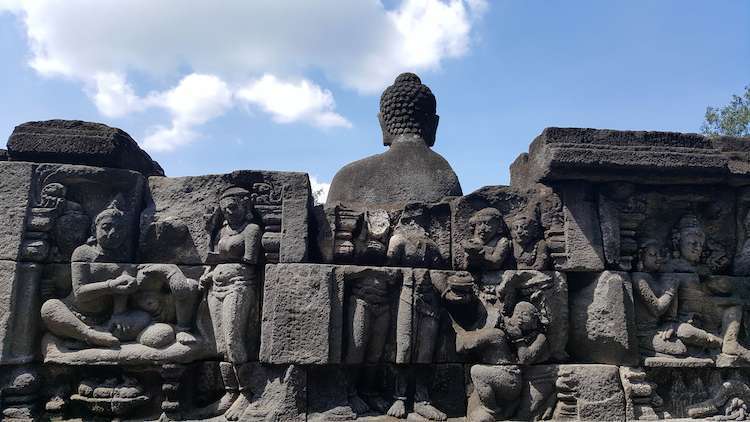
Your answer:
1,1 -> 748,198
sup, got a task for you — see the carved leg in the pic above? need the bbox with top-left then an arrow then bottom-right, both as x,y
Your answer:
721,306 -> 750,360
344,297 -> 371,415
159,364 -> 186,421
387,366 -> 408,419
676,322 -> 723,350
414,366 -> 447,421
40,299 -> 119,347
223,288 -> 253,421
361,304 -> 391,414
469,364 -> 522,421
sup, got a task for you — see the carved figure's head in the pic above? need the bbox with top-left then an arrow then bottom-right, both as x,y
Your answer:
637,239 -> 663,272
671,214 -> 706,264
219,186 -> 252,227
93,205 -> 127,250
379,73 -> 439,147
510,301 -> 540,333
469,207 -> 506,243
510,212 -> 541,246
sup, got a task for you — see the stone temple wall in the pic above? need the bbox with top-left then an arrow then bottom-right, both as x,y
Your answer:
2,113 -> 750,422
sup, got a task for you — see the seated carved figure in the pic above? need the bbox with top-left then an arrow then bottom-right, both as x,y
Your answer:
509,213 -> 549,270
40,204 -> 200,349
325,73 -> 462,210
658,214 -> 750,363
633,240 -> 722,358
40,203 -> 142,347
463,208 -> 511,271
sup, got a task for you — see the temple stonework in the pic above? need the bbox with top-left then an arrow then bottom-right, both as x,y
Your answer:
1,73 -> 750,421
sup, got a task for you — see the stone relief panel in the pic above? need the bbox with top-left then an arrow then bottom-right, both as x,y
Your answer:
623,367 -> 750,420
20,163 -> 145,264
139,170 -> 311,265
466,364 -> 625,421
451,186 -> 562,272
323,201 -> 452,269
599,183 -> 736,274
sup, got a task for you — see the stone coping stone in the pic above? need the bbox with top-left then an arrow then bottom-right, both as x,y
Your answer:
511,127 -> 750,186
7,120 -> 164,177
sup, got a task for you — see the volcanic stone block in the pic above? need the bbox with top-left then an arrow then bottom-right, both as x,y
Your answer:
510,127 -> 750,187
7,120 -> 163,176
242,363 -> 306,421
0,260 -> 42,364
0,162 -> 34,261
466,364 -> 624,421
140,170 -> 312,264
568,271 -> 638,365
557,182 -> 605,271
260,264 -> 343,364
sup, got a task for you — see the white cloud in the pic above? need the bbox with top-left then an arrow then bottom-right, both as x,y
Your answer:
90,72 -> 143,118
309,176 -> 331,205
236,75 -> 351,128
142,74 -> 233,151
4,0 -> 486,149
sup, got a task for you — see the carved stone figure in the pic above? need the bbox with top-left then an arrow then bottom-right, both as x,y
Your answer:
663,214 -> 711,274
463,207 -> 511,271
633,240 -> 723,360
509,212 -> 549,270
196,186 -> 262,420
342,268 -> 398,416
40,202 -> 139,347
387,203 -> 444,269
326,73 -> 462,210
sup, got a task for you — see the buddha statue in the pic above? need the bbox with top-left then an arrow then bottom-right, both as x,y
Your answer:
326,73 -> 462,210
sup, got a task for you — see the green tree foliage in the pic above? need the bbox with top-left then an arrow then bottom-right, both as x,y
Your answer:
701,85 -> 750,137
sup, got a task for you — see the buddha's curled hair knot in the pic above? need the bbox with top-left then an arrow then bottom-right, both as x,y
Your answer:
380,72 -> 436,137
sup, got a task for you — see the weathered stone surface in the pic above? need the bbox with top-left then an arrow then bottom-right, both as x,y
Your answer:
556,182 -> 605,271
511,126 -> 750,186
326,73 -> 462,210
260,264 -> 343,364
7,120 -> 164,176
466,364 -> 624,421
140,170 -> 311,264
240,364 -> 307,421
0,261 -> 41,364
568,271 -> 638,365
0,162 -> 34,261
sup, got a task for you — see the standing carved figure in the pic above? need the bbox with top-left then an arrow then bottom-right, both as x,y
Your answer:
387,204 -> 447,421
463,208 -> 511,271
197,187 -> 262,420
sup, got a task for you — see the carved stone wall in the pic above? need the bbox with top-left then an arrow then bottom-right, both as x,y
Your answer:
3,109 -> 750,420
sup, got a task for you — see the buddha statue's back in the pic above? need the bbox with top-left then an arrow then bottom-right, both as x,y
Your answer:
326,73 -> 462,210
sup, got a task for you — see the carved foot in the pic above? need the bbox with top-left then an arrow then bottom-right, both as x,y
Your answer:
348,394 -> 370,415
413,401 -> 447,421
84,329 -> 120,347
468,407 -> 495,422
387,398 -> 407,419
224,391 -> 251,421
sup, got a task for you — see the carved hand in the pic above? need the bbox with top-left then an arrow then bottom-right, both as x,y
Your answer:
109,274 -> 138,294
